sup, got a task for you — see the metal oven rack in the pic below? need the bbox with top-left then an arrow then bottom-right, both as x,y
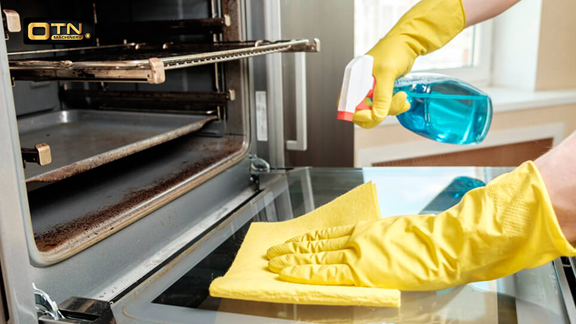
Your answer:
8,39 -> 320,84
13,38 -> 320,182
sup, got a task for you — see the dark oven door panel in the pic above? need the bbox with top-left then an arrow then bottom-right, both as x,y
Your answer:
106,167 -> 576,324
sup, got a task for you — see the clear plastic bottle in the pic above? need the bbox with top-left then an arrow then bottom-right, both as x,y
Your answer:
393,73 -> 492,145
337,56 -> 493,145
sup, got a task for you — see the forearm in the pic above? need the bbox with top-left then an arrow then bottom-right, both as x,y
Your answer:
462,0 -> 522,27
536,131 -> 576,243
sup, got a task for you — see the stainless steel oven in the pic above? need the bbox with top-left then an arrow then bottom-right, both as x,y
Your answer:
0,0 -> 319,322
0,1 -> 575,323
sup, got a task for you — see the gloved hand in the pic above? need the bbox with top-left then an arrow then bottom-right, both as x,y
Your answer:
268,161 -> 576,291
352,0 -> 466,129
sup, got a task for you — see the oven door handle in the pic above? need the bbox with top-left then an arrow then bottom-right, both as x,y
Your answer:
286,52 -> 307,151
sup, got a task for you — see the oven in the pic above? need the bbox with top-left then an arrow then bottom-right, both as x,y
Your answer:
0,0 -> 318,322
0,1 -> 575,324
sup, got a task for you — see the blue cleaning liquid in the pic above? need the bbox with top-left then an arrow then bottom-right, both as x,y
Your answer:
392,73 -> 492,145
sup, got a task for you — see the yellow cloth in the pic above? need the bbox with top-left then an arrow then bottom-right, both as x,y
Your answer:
209,182 -> 401,307
353,0 -> 466,129
268,162 -> 576,291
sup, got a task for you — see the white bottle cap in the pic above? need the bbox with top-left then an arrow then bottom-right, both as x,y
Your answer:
337,55 -> 374,121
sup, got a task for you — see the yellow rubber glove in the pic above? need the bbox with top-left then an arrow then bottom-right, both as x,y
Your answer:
352,0 -> 466,129
268,161 -> 576,291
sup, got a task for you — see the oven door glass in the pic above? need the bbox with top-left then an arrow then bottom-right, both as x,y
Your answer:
113,167 -> 573,324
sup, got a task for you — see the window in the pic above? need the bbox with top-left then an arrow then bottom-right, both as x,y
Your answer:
354,0 -> 492,86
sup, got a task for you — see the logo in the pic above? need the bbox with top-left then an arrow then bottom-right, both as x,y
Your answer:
24,18 -> 94,44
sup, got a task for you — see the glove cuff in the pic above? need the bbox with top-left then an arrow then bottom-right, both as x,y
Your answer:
515,161 -> 576,259
483,161 -> 576,274
453,161 -> 575,285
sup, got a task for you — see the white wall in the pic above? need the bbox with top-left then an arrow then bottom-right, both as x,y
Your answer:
491,0 -> 542,90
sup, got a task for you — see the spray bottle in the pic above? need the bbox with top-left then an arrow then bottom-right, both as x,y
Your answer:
337,55 -> 492,145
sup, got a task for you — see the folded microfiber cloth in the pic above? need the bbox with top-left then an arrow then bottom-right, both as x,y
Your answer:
209,182 -> 401,307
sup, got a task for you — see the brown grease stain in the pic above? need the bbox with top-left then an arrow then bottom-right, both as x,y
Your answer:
34,138 -> 242,252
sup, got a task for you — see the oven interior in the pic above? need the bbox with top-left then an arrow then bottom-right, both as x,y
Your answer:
4,0 -> 316,265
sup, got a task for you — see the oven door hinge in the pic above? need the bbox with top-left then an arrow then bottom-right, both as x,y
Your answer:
249,154 -> 270,187
250,154 -> 270,174
34,285 -> 115,324
34,284 -> 63,320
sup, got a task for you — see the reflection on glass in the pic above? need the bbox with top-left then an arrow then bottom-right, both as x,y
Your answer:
362,167 -> 480,217
152,212 -> 268,309
152,168 -> 569,324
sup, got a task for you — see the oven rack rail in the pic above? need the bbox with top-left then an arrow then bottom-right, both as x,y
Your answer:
60,88 -> 233,112
8,39 -> 320,84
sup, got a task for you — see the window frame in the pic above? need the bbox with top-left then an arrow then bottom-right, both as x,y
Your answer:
412,20 -> 494,87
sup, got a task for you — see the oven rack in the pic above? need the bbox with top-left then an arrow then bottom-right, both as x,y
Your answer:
8,39 -> 320,84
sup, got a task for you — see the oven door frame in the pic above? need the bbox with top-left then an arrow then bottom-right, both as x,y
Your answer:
110,170 -> 294,324
0,1 -> 44,321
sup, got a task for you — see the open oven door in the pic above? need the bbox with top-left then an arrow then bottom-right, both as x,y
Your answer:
80,166 -> 576,324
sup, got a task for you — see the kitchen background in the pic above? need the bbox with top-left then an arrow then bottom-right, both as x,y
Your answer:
275,0 -> 576,168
